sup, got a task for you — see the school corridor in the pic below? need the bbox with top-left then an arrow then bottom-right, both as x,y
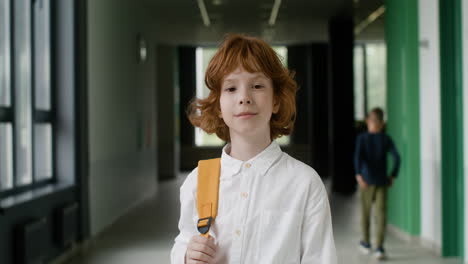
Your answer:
0,0 -> 467,263
59,174 -> 460,264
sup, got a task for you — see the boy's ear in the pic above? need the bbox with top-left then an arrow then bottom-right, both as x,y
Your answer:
273,98 -> 280,114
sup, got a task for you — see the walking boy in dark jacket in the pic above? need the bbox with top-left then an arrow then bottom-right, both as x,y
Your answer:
354,107 -> 401,260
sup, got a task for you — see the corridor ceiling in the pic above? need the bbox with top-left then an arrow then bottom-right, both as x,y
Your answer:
142,0 -> 385,44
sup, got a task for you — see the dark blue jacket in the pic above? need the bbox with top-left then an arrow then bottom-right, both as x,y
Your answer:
354,132 -> 401,186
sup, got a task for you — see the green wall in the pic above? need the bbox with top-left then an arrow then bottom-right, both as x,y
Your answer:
385,0 -> 421,236
439,0 -> 464,257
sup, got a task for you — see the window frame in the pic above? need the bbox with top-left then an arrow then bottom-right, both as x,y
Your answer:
0,0 -> 56,199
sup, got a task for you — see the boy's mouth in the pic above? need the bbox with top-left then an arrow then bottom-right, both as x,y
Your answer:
235,112 -> 257,118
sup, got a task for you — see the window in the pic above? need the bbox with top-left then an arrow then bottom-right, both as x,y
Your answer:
354,42 -> 387,121
33,0 -> 53,181
365,43 -> 387,115
0,0 -> 11,107
0,0 -> 13,191
0,124 -> 13,191
0,0 -> 54,197
194,46 -> 290,147
272,46 -> 290,146
195,47 -> 222,147
14,0 -> 33,186
354,45 -> 365,120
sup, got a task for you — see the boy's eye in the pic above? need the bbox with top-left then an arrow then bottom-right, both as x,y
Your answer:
253,84 -> 263,89
225,87 -> 236,92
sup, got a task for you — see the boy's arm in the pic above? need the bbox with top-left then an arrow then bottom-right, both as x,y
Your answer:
300,182 -> 337,264
388,137 -> 401,178
354,134 -> 363,176
171,169 -> 199,264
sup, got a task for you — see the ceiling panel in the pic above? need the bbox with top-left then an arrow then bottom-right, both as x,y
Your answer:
141,0 -> 384,44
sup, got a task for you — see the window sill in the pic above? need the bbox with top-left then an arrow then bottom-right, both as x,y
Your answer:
0,181 -> 75,213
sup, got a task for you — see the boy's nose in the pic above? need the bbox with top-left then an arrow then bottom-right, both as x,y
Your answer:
239,92 -> 252,105
238,85 -> 252,105
239,99 -> 251,105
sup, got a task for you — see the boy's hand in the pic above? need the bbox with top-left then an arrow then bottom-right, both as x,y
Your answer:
356,174 -> 368,189
185,235 -> 218,264
388,176 -> 395,187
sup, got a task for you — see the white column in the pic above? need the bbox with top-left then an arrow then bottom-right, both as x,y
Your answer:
462,0 -> 468,262
419,0 -> 442,254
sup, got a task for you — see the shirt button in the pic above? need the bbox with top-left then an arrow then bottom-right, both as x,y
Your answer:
235,229 -> 241,236
244,163 -> 251,168
241,192 -> 248,198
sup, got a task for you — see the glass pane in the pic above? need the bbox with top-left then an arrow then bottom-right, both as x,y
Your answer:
354,45 -> 365,120
0,0 -> 11,107
196,47 -> 218,100
34,0 -> 51,110
195,47 -> 224,147
365,43 -> 387,115
273,46 -> 290,146
34,124 -> 52,180
14,0 -> 33,186
195,127 -> 224,147
0,123 -> 13,190
272,46 -> 288,67
275,135 -> 290,146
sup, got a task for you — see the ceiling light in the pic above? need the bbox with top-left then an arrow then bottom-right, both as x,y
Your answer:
354,5 -> 385,35
212,0 -> 222,6
268,0 -> 282,26
197,0 -> 211,26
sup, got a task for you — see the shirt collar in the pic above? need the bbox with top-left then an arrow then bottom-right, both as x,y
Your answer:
220,141 -> 283,179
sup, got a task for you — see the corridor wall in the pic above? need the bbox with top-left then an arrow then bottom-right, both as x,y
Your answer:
385,0 -> 421,237
87,0 -> 158,236
418,0 -> 442,254
462,0 -> 468,261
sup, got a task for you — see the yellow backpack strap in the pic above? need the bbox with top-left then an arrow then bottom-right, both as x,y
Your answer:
196,158 -> 221,237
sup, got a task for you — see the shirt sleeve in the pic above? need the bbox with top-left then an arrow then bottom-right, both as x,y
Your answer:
300,180 -> 337,264
170,168 -> 199,264
354,134 -> 363,175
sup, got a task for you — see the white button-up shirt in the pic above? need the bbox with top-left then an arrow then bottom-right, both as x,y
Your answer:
171,141 -> 337,264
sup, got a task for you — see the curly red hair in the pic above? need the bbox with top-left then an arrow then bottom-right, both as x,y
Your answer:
187,33 -> 298,142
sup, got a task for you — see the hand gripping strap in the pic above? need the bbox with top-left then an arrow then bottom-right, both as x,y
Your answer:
197,158 -> 221,237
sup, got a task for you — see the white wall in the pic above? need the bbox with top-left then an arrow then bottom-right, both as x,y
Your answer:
463,0 -> 468,262
88,0 -> 158,235
418,0 -> 442,254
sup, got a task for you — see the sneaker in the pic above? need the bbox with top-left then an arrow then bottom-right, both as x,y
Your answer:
373,247 -> 386,260
359,241 -> 372,255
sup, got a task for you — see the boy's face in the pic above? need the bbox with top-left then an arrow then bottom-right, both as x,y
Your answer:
219,67 -> 279,140
366,113 -> 384,132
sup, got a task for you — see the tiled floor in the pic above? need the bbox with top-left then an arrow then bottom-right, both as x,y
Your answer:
64,173 -> 461,264
330,193 -> 460,264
